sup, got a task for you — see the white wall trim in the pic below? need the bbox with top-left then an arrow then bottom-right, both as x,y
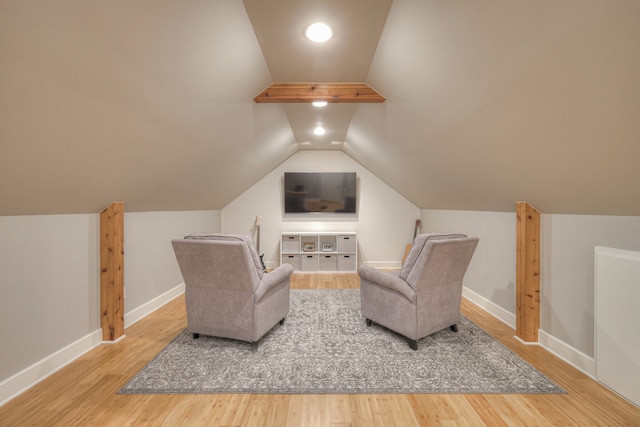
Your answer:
463,286 -> 597,378
101,334 -> 127,345
362,261 -> 403,270
0,280 -> 597,407
514,335 -> 540,346
538,329 -> 596,379
0,282 -> 186,407
0,329 -> 102,407
124,282 -> 185,329
462,286 -> 516,329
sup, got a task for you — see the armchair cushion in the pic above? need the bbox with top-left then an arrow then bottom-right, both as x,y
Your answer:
358,265 -> 416,303
184,233 -> 265,279
400,233 -> 467,282
255,263 -> 294,303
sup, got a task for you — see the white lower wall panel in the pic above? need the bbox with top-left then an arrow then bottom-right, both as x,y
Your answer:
595,247 -> 640,407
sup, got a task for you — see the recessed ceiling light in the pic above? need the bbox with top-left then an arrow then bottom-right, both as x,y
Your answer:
306,23 -> 332,42
312,100 -> 328,108
300,141 -> 312,145
331,140 -> 342,145
313,126 -> 326,136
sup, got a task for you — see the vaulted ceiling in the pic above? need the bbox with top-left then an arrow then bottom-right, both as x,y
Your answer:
1,0 -> 639,216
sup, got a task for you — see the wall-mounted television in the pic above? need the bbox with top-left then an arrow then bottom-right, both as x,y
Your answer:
284,172 -> 357,214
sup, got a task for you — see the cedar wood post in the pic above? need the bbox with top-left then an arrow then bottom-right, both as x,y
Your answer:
516,201 -> 541,342
100,202 -> 125,341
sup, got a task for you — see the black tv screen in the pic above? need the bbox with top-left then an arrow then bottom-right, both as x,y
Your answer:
284,172 -> 357,214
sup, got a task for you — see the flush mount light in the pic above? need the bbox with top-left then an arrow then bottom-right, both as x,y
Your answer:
313,126 -> 326,136
306,23 -> 332,42
312,100 -> 328,108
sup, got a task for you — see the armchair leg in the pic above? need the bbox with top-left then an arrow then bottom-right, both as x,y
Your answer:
193,333 -> 200,339
407,338 -> 418,351
450,324 -> 458,332
366,319 -> 373,327
280,318 -> 285,325
251,341 -> 258,353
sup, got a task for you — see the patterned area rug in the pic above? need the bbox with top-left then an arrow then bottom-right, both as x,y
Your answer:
119,289 -> 564,394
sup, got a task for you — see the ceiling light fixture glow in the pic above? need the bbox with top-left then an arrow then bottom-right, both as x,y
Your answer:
306,23 -> 332,42
313,126 -> 326,136
312,100 -> 328,108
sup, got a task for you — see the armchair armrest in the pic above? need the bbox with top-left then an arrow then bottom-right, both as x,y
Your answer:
254,263 -> 294,303
358,265 -> 416,303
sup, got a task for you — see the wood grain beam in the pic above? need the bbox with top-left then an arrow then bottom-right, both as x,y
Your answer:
100,202 -> 124,341
516,201 -> 541,343
253,83 -> 385,103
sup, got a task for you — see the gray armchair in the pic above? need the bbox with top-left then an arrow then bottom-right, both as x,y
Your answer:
359,233 -> 479,350
172,233 -> 293,351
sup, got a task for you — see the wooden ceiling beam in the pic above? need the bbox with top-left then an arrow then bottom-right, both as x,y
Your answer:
254,83 -> 385,103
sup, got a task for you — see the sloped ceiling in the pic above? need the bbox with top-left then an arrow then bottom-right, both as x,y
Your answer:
1,0 -> 639,216
0,1 -> 296,215
347,0 -> 640,215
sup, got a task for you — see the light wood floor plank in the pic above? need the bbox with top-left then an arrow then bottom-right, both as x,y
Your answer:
1,273 -> 639,426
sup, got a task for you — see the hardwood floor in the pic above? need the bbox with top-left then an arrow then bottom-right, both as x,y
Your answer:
1,273 -> 639,426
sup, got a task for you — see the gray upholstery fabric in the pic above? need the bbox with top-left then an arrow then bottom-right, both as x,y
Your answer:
184,233 -> 265,280
172,234 -> 293,344
359,233 -> 479,344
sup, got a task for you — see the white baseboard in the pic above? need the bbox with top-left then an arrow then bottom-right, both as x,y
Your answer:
0,283 -> 186,407
101,334 -> 127,345
124,282 -> 185,329
462,286 -> 597,379
538,329 -> 596,378
0,281 -> 596,407
362,261 -> 402,270
462,286 -> 516,329
0,329 -> 102,407
514,334 -> 540,346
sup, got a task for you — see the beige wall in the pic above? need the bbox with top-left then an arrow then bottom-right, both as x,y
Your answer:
0,214 -> 100,382
0,209 -> 218,399
540,214 -> 640,358
123,210 -> 220,313
422,210 -> 517,314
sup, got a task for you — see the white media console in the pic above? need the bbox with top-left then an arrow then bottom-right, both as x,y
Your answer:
280,232 -> 357,272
